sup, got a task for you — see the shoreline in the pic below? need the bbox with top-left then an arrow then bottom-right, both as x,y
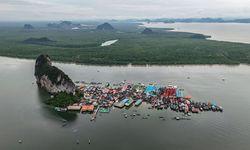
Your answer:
1,23 -> 250,66
0,55 -> 244,67
142,22 -> 250,44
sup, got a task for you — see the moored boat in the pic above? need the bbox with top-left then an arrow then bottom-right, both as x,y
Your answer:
135,99 -> 142,106
122,98 -> 129,103
99,107 -> 110,113
114,101 -> 125,108
191,107 -> 199,113
54,107 -> 67,112
125,99 -> 134,107
67,105 -> 81,111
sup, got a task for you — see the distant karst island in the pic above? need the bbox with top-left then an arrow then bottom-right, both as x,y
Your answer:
47,21 -> 81,29
96,22 -> 114,30
24,24 -> 34,29
141,28 -> 154,34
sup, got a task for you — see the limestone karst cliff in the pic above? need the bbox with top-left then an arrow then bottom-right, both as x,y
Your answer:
34,54 -> 75,94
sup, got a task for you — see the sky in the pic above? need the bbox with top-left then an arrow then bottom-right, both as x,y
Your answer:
0,0 -> 250,21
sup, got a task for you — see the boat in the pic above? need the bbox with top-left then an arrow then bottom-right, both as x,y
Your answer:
54,107 -> 67,112
114,101 -> 125,108
175,116 -> 180,120
122,98 -> 129,103
67,105 -> 81,111
184,95 -> 192,99
125,99 -> 134,107
99,107 -> 110,113
114,98 -> 129,108
218,106 -> 223,112
191,107 -> 199,113
18,139 -> 22,144
135,99 -> 142,106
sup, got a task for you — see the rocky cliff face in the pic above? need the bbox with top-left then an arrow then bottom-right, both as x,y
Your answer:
35,54 -> 75,94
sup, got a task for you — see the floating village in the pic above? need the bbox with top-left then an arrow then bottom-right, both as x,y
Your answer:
54,80 -> 223,121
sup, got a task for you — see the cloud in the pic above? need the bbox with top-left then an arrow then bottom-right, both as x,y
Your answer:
0,0 -> 250,20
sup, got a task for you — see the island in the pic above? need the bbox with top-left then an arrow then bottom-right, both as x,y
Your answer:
47,21 -> 81,29
23,24 -> 34,29
35,55 -> 223,121
141,28 -> 154,34
96,22 -> 114,30
35,54 -> 75,94
35,54 -> 80,107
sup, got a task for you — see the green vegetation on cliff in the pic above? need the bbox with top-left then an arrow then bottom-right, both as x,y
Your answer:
46,92 -> 81,107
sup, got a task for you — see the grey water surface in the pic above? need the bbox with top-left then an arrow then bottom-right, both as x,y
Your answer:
0,56 -> 250,150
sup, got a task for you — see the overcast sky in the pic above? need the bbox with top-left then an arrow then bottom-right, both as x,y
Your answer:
1,0 -> 250,21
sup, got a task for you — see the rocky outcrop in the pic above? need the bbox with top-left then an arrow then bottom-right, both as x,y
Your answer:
35,54 -> 75,94
96,22 -> 114,30
24,24 -> 34,29
141,28 -> 153,34
47,21 -> 81,29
